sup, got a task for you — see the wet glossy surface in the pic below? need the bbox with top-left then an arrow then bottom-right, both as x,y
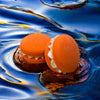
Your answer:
0,0 -> 100,100
40,0 -> 88,9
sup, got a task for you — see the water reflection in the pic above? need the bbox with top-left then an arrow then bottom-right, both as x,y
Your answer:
40,0 -> 88,9
0,0 -> 100,99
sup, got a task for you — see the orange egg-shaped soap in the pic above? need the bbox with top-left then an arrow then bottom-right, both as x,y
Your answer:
45,34 -> 80,73
13,33 -> 51,73
20,33 -> 51,57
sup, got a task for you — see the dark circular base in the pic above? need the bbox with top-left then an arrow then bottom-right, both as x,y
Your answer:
40,0 -> 88,9
13,47 -> 49,73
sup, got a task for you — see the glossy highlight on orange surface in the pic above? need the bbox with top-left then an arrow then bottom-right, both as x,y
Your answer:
45,34 -> 80,73
20,33 -> 51,57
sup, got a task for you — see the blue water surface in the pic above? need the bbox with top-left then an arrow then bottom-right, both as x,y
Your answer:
0,0 -> 100,100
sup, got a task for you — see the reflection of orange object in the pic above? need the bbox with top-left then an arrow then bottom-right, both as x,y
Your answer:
45,34 -> 80,73
20,33 -> 51,64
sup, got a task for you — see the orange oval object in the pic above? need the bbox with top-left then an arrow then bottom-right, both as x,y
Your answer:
45,34 -> 80,73
20,33 -> 51,57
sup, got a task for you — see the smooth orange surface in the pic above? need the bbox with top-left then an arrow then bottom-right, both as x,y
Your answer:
45,34 -> 80,73
20,33 -> 51,56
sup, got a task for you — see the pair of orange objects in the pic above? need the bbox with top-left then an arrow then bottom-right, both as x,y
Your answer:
20,33 -> 80,73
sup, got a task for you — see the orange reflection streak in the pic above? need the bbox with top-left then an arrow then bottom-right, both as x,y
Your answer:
0,64 -> 27,85
0,21 -> 31,28
34,91 -> 51,96
0,5 -> 62,28
75,31 -> 100,42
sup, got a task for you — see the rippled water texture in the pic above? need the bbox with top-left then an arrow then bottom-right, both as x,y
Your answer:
0,0 -> 100,100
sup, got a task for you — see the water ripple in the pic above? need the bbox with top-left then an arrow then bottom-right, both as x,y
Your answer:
0,0 -> 100,99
